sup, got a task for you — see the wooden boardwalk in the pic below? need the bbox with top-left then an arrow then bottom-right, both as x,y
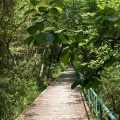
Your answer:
16,68 -> 91,120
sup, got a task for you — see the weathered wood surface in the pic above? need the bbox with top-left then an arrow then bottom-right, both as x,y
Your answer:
16,68 -> 91,120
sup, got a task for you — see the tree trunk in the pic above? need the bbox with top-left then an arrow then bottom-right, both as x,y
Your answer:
47,45 -> 53,78
5,40 -> 17,66
39,45 -> 47,77
80,46 -> 90,63
57,45 -> 63,63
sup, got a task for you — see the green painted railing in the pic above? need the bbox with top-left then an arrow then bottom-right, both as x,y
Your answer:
75,69 -> 117,120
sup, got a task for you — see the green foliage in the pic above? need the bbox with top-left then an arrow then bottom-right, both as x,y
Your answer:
60,48 -> 71,63
75,31 -> 83,42
35,21 -> 44,31
27,25 -> 37,35
30,0 -> 40,6
0,0 -> 67,119
24,35 -> 35,45
36,33 -> 46,44
1,0 -> 120,119
97,65 -> 120,119
71,81 -> 80,89
70,52 -> 78,63
24,8 -> 36,15
71,0 -> 120,119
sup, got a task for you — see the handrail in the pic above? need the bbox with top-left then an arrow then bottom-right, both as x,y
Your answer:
75,68 -> 117,120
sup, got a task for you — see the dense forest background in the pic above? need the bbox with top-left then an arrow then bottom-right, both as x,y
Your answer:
0,0 -> 120,119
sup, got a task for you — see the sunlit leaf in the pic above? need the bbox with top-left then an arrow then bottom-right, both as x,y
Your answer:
24,9 -> 36,15
60,48 -> 71,63
19,4 -> 28,11
60,35 -> 67,43
55,29 -> 66,34
79,42 -> 86,46
75,31 -> 83,42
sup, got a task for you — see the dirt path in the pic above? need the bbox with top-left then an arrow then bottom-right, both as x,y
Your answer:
16,68 -> 91,120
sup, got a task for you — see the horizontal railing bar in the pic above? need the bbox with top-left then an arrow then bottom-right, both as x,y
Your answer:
75,68 -> 117,120
90,88 -> 116,120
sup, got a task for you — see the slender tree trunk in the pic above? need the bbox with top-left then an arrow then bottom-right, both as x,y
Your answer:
47,57 -> 52,78
39,45 -> 47,77
5,40 -> 17,66
47,45 -> 53,78
80,46 -> 90,63
57,45 -> 63,63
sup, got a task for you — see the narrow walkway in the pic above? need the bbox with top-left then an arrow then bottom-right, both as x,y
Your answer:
16,68 -> 91,120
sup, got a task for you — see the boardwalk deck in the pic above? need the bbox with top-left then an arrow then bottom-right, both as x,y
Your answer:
16,68 -> 91,120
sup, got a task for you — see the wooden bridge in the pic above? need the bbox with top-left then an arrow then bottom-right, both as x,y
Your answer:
16,68 -> 92,120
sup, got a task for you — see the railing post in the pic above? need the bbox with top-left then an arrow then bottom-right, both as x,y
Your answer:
100,104 -> 103,120
88,89 -> 90,107
74,68 -> 117,120
96,97 -> 98,119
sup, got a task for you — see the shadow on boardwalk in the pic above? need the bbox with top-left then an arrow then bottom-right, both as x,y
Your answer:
16,68 -> 92,120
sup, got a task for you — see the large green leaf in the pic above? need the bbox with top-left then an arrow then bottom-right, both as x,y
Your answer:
75,31 -> 83,42
45,33 -> 54,42
60,49 -> 71,63
83,78 -> 91,89
71,81 -> 80,89
30,0 -> 40,6
73,42 -> 78,48
54,0 -> 64,7
52,33 -> 61,44
91,79 -> 100,89
24,35 -> 35,45
59,34 -> 68,43
105,56 -> 117,67
49,7 -> 62,16
35,22 -> 44,31
27,25 -> 37,35
84,82 -> 91,90
36,33 -> 46,44
49,7 -> 59,16
71,52 -> 78,63
38,6 -> 48,12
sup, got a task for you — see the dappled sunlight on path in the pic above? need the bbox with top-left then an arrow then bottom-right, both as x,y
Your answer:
16,68 -> 92,120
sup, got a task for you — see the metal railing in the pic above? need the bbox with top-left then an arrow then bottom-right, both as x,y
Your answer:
75,69 -> 117,120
